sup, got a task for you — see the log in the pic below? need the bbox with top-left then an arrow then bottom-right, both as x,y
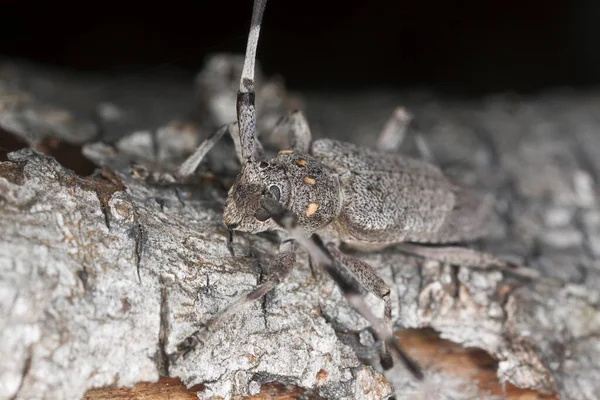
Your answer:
1,57 -> 599,400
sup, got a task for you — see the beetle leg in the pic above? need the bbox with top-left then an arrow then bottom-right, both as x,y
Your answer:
375,106 -> 413,153
326,244 -> 394,370
260,195 -> 424,380
169,240 -> 296,363
176,123 -> 233,178
396,243 -> 543,280
375,106 -> 433,162
271,110 -> 312,152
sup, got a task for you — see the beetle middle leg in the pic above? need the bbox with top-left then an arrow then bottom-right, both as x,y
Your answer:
260,195 -> 424,380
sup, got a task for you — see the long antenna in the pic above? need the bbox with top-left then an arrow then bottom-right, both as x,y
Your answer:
237,0 -> 267,161
240,0 -> 267,93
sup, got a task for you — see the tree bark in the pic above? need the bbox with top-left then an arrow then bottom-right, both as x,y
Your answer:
1,58 -> 599,400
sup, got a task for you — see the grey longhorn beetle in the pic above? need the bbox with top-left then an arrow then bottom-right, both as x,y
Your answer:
169,0 -> 540,383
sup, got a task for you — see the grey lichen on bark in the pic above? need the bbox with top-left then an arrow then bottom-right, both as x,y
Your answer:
1,57 -> 600,400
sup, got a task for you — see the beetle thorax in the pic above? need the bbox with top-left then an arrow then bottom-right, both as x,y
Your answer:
223,150 -> 342,234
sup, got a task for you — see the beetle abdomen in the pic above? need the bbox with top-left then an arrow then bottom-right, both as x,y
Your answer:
335,170 -> 455,243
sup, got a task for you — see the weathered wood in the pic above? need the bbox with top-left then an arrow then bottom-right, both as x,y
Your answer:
1,57 -> 599,400
83,330 -> 558,399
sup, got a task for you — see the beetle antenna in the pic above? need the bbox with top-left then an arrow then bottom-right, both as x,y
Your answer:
237,0 -> 267,162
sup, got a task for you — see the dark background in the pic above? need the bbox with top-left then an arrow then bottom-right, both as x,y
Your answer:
1,0 -> 599,95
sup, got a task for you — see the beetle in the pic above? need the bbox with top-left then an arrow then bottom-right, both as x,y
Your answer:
170,0 -> 539,384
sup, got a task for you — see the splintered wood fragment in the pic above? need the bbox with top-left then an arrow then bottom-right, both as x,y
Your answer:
396,329 -> 559,399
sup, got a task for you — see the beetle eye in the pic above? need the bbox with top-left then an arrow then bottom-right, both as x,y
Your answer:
254,207 -> 270,221
259,161 -> 269,169
268,185 -> 281,201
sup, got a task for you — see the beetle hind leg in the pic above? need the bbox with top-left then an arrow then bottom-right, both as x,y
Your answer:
375,106 -> 434,162
396,242 -> 541,280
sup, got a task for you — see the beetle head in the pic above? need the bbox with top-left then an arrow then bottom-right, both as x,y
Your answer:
223,159 -> 291,234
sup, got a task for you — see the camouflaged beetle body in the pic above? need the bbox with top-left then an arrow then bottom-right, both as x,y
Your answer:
171,0 -> 513,380
224,137 -> 491,245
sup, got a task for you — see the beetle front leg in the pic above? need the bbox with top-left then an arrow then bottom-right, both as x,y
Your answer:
176,122 -> 266,179
271,110 -> 312,152
169,241 -> 296,362
176,123 -> 232,178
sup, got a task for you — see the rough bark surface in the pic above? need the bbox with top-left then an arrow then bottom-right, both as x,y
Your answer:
1,57 -> 599,400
